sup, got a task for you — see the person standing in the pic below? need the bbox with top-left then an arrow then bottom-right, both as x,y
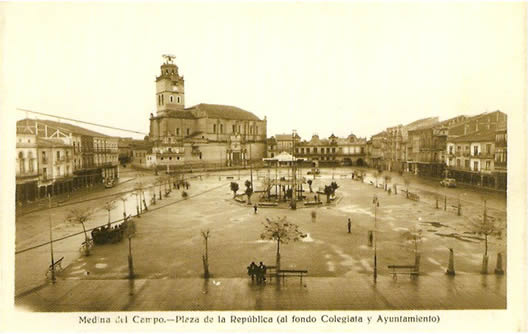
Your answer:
258,261 -> 267,284
247,261 -> 257,281
253,204 -> 258,214
347,218 -> 351,233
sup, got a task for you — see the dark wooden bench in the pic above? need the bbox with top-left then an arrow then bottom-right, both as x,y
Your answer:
226,176 -> 234,180
266,266 -> 308,283
258,202 -> 278,207
387,264 -> 419,280
304,201 -> 322,206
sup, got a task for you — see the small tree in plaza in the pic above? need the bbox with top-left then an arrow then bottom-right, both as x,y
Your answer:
330,181 -> 339,195
66,207 -> 94,256
470,201 -> 505,274
230,182 -> 239,198
244,180 -> 253,204
201,230 -> 211,279
260,216 -> 305,272
307,179 -> 313,193
102,199 -> 117,227
400,226 -> 423,267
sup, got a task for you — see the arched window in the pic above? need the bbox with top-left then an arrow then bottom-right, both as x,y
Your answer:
177,96 -> 181,103
28,152 -> 34,172
170,95 -> 174,103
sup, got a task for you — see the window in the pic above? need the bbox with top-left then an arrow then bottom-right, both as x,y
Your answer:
220,124 -> 223,134
465,160 -> 470,168
56,151 -> 60,160
42,151 -> 47,163
18,152 -> 24,173
486,144 -> 491,154
213,124 -> 216,133
233,125 -> 236,133
170,95 -> 174,103
177,96 -> 181,103
473,146 -> 478,156
473,161 -> 478,171
176,128 -> 180,136
161,95 -> 164,105
43,167 -> 47,178
485,160 -> 491,170
256,126 -> 258,135
187,128 -> 190,136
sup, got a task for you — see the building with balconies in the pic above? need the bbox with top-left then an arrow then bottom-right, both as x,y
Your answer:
16,129 -> 39,204
446,129 -> 504,189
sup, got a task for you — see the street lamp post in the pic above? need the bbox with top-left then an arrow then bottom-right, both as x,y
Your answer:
48,194 -> 56,284
291,130 -> 297,209
373,196 -> 379,283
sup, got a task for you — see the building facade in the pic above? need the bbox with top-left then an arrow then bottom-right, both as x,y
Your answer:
15,130 -> 39,204
148,56 -> 267,170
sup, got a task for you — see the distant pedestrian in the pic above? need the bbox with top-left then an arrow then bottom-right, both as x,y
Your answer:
247,261 -> 257,281
347,218 -> 351,233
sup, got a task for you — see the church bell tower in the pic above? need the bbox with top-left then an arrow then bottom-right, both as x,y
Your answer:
156,54 -> 185,115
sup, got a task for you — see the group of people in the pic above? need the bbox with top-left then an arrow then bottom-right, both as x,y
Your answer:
91,221 -> 129,245
247,261 -> 268,284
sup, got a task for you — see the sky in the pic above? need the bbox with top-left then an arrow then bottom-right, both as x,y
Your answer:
2,2 -> 526,140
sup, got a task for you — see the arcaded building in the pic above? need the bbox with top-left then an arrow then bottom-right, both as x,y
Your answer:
147,56 -> 267,169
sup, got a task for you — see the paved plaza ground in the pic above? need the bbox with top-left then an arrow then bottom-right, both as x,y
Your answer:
14,167 -> 507,311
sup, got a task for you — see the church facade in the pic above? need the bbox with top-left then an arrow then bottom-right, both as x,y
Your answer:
147,56 -> 267,170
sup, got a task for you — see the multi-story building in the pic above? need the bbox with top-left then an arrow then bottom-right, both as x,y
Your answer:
295,134 -> 367,167
17,119 -> 119,194
93,136 -> 119,180
367,131 -> 387,170
148,56 -> 267,170
15,129 -> 39,204
446,130 -> 497,187
494,124 -> 507,190
267,133 -> 301,158
407,123 -> 449,178
118,137 -> 134,165
36,137 -> 75,198
444,110 -> 507,190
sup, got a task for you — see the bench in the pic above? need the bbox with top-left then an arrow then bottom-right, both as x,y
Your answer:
266,266 -> 308,283
304,201 -> 322,206
258,202 -> 278,207
387,265 -> 419,280
226,176 -> 234,180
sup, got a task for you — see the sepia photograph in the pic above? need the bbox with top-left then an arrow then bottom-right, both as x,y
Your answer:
0,1 -> 526,332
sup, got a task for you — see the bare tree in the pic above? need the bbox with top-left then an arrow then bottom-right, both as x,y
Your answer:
102,199 -> 117,227
66,207 -> 94,256
260,216 -> 305,273
201,230 -> 210,279
470,200 -> 505,274
118,195 -> 129,220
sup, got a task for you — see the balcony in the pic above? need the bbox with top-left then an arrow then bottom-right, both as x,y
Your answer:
16,170 -> 40,178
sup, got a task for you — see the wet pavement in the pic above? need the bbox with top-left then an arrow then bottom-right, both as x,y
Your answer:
16,273 -> 505,311
14,167 -> 507,310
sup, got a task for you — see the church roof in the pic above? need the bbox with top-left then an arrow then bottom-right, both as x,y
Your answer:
187,103 -> 261,121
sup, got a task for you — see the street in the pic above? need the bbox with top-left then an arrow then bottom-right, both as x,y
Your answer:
15,167 -> 507,309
